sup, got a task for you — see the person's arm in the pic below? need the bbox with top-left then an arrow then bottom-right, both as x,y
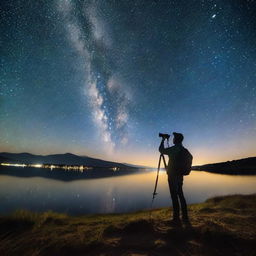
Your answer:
159,138 -> 170,155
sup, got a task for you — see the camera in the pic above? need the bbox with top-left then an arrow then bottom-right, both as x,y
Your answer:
159,133 -> 170,140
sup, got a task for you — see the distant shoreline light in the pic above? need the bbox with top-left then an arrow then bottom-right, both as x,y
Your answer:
0,162 -> 119,172
1,163 -> 26,168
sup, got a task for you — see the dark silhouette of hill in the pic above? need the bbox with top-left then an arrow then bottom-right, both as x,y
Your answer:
0,155 -> 13,163
0,152 -> 133,168
193,157 -> 256,175
0,153 -> 147,181
0,166 -> 139,181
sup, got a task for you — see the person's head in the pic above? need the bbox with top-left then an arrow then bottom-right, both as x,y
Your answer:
173,132 -> 184,145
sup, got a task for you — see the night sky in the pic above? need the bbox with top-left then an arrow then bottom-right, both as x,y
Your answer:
1,0 -> 256,166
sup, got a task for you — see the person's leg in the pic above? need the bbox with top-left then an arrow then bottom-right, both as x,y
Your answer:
177,177 -> 188,221
168,176 -> 180,220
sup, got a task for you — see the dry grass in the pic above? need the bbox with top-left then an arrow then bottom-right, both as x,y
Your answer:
0,194 -> 255,256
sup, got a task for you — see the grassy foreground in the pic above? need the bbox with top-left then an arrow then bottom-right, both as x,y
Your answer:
0,194 -> 256,256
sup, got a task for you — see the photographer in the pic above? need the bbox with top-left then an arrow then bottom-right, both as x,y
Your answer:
159,132 -> 190,226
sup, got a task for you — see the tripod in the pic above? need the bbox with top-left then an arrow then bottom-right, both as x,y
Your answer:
151,153 -> 167,208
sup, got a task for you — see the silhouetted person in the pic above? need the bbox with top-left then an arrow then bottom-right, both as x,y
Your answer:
159,132 -> 190,226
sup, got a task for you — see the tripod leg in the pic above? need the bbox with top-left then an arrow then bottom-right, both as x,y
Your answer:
152,154 -> 162,198
150,154 -> 165,219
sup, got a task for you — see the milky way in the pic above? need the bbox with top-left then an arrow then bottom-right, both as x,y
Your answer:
57,0 -> 132,153
1,0 -> 256,165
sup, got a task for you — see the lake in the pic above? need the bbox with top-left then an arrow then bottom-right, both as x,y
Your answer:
0,167 -> 255,215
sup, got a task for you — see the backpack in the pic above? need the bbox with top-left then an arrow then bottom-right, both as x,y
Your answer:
176,147 -> 193,176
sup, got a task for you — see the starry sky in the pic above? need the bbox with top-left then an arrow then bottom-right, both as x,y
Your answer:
1,0 -> 256,166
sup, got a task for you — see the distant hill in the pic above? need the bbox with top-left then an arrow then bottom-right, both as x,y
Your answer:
0,152 -> 137,169
0,155 -> 14,163
193,157 -> 256,175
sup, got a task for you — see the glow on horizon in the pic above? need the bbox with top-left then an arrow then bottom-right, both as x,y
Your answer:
1,125 -> 255,168
1,144 -> 255,168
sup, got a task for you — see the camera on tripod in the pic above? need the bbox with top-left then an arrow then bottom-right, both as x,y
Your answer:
159,133 -> 170,140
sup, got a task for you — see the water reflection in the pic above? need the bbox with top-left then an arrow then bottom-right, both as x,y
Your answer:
0,169 -> 255,215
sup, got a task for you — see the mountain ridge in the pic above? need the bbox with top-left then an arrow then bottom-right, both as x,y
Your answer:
193,156 -> 256,174
0,152 -> 139,169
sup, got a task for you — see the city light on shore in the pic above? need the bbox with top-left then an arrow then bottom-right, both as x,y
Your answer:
1,163 -> 26,167
0,162 -> 120,172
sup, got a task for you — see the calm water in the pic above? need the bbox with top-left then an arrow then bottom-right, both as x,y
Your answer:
0,167 -> 255,215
